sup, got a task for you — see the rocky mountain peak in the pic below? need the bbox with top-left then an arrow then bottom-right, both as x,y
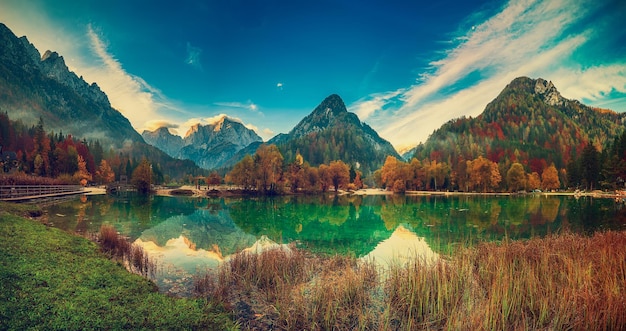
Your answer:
18,36 -> 42,67
313,94 -> 347,116
143,116 -> 262,169
288,94 -> 352,138
534,78 -> 567,107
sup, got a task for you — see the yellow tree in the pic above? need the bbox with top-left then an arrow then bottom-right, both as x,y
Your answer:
467,156 -> 500,192
76,154 -> 92,186
541,164 -> 560,191
254,144 -> 284,193
95,159 -> 115,184
381,156 -> 407,191
506,162 -> 526,192
328,160 -> 350,192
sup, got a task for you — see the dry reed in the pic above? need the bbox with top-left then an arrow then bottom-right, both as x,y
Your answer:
195,231 -> 626,330
97,224 -> 156,279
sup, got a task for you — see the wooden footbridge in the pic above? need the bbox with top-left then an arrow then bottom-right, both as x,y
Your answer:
0,185 -> 84,203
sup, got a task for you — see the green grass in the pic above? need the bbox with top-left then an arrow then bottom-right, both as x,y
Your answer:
0,206 -> 237,330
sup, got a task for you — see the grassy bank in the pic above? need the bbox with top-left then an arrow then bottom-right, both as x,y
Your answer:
199,231 -> 626,330
0,203 -> 237,330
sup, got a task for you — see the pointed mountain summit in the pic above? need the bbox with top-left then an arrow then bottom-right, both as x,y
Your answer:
413,76 -> 625,174
142,115 -> 262,169
289,94 -> 350,138
268,94 -> 400,172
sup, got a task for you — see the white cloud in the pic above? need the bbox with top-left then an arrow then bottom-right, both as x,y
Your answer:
350,89 -> 404,120
551,64 -> 626,103
144,120 -> 180,133
352,0 -> 626,150
81,25 -> 165,131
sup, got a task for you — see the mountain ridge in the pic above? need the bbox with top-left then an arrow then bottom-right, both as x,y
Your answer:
142,115 -> 262,169
0,23 -> 142,147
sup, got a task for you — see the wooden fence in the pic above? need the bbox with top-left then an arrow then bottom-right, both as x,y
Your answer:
0,185 -> 84,202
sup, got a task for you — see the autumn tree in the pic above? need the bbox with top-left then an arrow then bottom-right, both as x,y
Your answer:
328,160 -> 350,192
527,172 -> 541,190
427,159 -> 450,191
541,164 -> 560,191
286,153 -> 305,193
318,164 -> 331,192
76,154 -> 92,186
206,171 -> 221,189
254,144 -> 284,193
131,158 -> 152,194
303,164 -> 319,192
95,159 -> 115,184
353,171 -> 363,189
380,156 -> 408,192
227,154 -> 255,190
467,156 -> 501,192
408,158 -> 426,190
506,162 -> 526,192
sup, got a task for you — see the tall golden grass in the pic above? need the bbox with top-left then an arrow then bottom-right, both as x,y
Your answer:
197,231 -> 626,330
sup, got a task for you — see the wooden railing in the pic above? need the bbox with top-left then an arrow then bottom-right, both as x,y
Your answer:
0,185 -> 84,201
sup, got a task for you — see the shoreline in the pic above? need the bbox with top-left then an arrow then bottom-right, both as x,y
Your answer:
84,184 -> 625,200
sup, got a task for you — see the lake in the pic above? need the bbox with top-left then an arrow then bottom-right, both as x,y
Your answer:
43,193 -> 626,295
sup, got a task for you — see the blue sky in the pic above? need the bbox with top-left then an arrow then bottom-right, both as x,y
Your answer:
1,0 -> 625,151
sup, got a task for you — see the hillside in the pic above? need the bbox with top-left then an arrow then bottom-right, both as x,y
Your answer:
0,23 -> 142,147
412,77 -> 625,173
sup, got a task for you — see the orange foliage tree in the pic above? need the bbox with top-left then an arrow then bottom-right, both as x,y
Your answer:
541,164 -> 560,191
328,160 -> 350,192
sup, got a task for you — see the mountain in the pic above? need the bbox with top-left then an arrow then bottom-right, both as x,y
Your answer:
0,23 -> 142,147
268,94 -> 400,172
141,127 -> 184,157
0,23 -> 204,179
142,115 -> 262,169
412,76 -> 625,172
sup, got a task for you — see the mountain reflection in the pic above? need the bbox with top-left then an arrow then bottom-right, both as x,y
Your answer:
43,194 -> 626,294
362,225 -> 438,270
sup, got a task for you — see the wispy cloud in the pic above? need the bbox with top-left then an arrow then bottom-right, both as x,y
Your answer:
214,100 -> 262,114
185,42 -> 202,70
352,0 -> 626,150
82,25 -> 167,131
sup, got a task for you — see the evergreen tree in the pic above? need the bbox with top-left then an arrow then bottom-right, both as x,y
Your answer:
580,144 -> 600,190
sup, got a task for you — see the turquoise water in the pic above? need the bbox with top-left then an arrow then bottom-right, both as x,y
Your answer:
44,194 -> 626,294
